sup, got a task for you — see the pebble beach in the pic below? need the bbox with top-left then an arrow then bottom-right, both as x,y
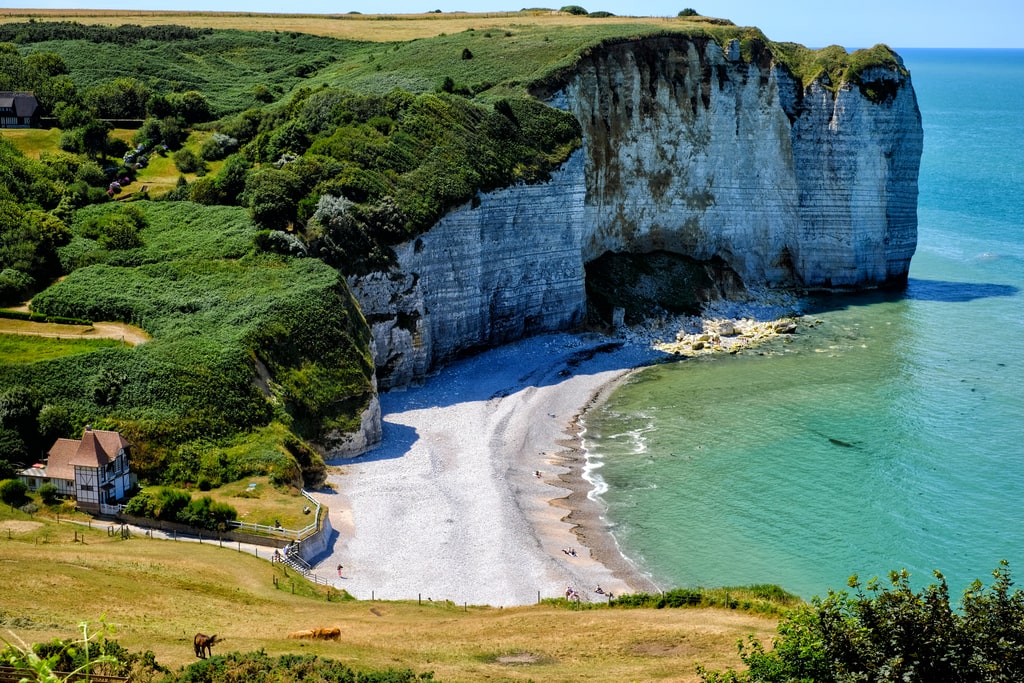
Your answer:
312,333 -> 663,606
312,298 -> 800,607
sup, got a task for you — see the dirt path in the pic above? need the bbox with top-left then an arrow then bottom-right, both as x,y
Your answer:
0,317 -> 150,346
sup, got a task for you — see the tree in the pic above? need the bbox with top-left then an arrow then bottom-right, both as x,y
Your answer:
243,166 -> 304,230
678,8 -> 699,16
168,90 -> 212,124
60,119 -> 114,159
37,404 -> 72,444
84,77 -> 151,119
560,5 -> 589,14
38,482 -> 60,506
172,148 -> 204,175
189,153 -> 250,206
0,478 -> 28,508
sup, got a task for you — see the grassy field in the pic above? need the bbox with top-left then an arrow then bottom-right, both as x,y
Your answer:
1,505 -> 778,682
0,128 -> 223,197
0,127 -> 61,158
0,330 -> 124,362
144,475 -> 318,530
0,8 -> 711,43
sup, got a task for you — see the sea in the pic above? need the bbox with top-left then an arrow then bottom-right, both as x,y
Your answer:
582,49 -> 1024,601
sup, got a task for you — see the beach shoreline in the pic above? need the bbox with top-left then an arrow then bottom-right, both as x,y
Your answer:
551,370 -> 666,596
312,301 -> 799,606
312,332 -> 666,606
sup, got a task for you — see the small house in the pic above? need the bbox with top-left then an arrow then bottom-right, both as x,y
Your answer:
20,425 -> 134,514
0,92 -> 40,128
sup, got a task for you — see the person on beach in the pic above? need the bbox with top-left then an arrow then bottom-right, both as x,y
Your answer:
337,564 -> 344,578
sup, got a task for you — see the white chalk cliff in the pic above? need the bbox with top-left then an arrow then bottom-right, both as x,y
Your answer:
348,35 -> 923,391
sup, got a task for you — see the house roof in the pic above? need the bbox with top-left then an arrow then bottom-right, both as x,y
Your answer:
45,438 -> 81,481
0,92 -> 39,118
43,427 -> 130,482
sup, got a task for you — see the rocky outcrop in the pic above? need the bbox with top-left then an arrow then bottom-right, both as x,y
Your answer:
349,35 -> 922,389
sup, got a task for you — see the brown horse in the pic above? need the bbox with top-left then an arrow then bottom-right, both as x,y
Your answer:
194,633 -> 217,659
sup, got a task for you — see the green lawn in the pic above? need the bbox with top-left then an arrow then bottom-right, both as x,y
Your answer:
0,330 -> 123,363
0,127 -> 61,158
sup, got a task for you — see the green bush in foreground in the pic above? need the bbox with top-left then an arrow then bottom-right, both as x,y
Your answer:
699,561 -> 1024,682
123,486 -> 239,531
160,651 -> 434,683
1,620 -> 166,683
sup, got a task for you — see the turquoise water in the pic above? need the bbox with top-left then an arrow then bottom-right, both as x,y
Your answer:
584,49 -> 1024,600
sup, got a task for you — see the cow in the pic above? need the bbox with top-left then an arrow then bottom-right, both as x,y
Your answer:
312,627 -> 341,641
287,627 -> 341,641
194,633 -> 217,659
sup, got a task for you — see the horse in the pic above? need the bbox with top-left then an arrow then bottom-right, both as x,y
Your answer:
194,633 -> 217,659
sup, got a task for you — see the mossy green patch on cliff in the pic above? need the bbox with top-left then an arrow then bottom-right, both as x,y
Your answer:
770,41 -> 909,101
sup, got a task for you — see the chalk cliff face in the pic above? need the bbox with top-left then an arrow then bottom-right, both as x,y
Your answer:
348,35 -> 922,391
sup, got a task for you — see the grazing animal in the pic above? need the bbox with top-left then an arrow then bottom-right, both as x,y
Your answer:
287,627 -> 341,641
194,633 -> 217,659
312,627 -> 341,641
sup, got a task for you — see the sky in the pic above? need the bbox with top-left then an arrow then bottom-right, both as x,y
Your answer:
1,0 -> 1022,49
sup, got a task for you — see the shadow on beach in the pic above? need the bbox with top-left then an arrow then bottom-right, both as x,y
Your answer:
374,334 -> 662,413
331,422 -> 419,465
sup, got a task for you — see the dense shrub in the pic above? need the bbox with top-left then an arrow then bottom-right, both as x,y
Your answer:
124,487 -> 238,531
256,88 -> 581,271
0,478 -> 28,507
179,495 -> 238,530
77,204 -> 147,252
560,5 -> 588,14
160,650 -> 434,683
9,22 -> 355,117
0,268 -> 34,305
0,21 -> 210,44
13,201 -> 373,484
199,133 -> 239,162
699,562 -> 1024,682
38,482 -> 60,505
173,148 -> 205,175
2,624 -> 168,683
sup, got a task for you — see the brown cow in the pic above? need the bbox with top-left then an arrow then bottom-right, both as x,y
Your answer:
312,627 -> 341,641
287,627 -> 340,641
194,633 -> 217,659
